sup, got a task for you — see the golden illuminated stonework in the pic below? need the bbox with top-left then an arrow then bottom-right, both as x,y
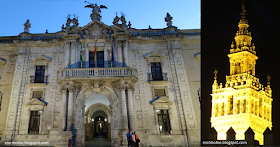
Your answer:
210,2 -> 272,145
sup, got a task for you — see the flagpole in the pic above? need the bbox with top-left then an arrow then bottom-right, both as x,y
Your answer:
94,38 -> 97,68
80,42 -> 83,68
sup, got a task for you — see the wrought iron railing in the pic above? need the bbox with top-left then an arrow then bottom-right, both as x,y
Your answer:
58,67 -> 137,78
148,73 -> 168,81
30,76 -> 48,83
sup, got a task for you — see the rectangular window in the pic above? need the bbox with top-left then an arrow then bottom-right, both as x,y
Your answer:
157,110 -> 171,134
154,89 -> 166,97
34,66 -> 45,83
151,62 -> 163,80
89,51 -> 104,67
33,91 -> 43,98
28,111 -> 41,134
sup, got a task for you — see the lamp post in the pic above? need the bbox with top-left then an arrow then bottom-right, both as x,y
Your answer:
0,91 -> 3,111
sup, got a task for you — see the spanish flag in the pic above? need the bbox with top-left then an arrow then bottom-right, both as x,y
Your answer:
94,42 -> 97,64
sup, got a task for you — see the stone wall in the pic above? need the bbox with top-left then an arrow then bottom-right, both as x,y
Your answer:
0,47 -> 17,136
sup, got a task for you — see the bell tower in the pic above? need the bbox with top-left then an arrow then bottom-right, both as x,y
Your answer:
210,1 -> 272,145
228,2 -> 257,76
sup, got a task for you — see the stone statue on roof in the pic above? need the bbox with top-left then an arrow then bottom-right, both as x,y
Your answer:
24,19 -> 31,33
165,13 -> 173,27
84,2 -> 108,21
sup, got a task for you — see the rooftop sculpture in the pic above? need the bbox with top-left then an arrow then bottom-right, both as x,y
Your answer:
24,19 -> 31,33
84,1 -> 108,21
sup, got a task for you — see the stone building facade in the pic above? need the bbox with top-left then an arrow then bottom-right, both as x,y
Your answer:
0,5 -> 200,147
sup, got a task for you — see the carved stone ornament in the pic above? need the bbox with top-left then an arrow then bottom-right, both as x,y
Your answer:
31,54 -> 52,65
150,97 -> 173,106
144,52 -> 165,63
83,23 -> 108,39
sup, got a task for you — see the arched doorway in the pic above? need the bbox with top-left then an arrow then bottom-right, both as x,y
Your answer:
84,103 -> 111,142
75,84 -> 118,147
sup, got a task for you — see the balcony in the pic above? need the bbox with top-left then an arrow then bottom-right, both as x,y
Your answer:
58,67 -> 137,82
148,73 -> 167,81
148,73 -> 168,85
30,76 -> 48,84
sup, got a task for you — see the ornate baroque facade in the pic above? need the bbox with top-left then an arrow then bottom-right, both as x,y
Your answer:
210,3 -> 272,145
0,4 -> 200,147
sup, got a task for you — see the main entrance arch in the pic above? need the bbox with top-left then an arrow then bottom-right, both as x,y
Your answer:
85,103 -> 110,140
74,84 -> 119,146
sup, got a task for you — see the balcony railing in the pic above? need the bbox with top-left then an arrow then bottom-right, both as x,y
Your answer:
148,73 -> 168,81
58,67 -> 137,78
30,76 -> 48,83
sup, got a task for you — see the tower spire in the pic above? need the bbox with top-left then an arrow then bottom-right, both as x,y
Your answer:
230,0 -> 256,55
240,0 -> 247,19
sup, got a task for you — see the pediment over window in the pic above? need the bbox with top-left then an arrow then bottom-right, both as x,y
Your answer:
31,54 -> 52,65
149,96 -> 173,106
144,52 -> 165,62
0,57 -> 7,65
26,98 -> 48,106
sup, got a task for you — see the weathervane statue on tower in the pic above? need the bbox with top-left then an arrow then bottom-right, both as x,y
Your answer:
84,1 -> 108,21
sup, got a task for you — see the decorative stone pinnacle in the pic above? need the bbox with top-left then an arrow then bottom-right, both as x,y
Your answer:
231,41 -> 234,48
267,74 -> 271,84
214,68 -> 218,80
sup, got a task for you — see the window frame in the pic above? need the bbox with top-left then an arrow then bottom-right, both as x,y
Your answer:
28,110 -> 42,134
156,109 -> 172,134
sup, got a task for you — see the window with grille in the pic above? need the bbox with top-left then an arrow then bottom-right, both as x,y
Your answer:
157,110 -> 171,134
33,91 -> 43,98
28,111 -> 41,134
154,89 -> 166,97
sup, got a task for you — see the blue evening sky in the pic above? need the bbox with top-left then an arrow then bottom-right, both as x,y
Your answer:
0,0 -> 200,37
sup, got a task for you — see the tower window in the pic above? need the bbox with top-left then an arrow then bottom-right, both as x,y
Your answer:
227,95 -> 233,115
221,102 -> 224,116
236,100 -> 240,114
242,99 -> 246,113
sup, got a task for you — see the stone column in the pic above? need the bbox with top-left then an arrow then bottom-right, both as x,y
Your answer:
121,88 -> 128,130
68,89 -> 74,130
65,42 -> 70,68
123,41 -> 128,67
127,88 -> 134,130
85,45 -> 89,68
104,47 -> 108,68
71,42 -> 76,68
61,90 -> 67,130
118,42 -> 123,67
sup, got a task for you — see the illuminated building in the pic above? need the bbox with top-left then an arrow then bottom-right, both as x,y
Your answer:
210,2 -> 272,145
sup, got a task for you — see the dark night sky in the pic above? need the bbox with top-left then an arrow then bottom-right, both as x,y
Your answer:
201,0 -> 280,145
